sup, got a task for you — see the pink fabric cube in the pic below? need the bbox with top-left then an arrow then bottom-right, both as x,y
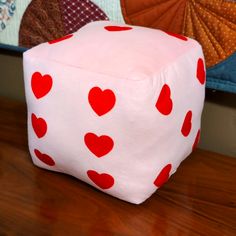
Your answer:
23,21 -> 205,204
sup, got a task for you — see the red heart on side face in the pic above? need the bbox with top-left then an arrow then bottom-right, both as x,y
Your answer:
88,87 -> 116,116
196,58 -> 206,85
181,111 -> 192,137
87,170 -> 114,189
31,72 -> 53,99
31,113 -> 47,138
48,34 -> 73,44
165,32 -> 188,41
155,84 -> 173,115
154,164 -> 172,188
34,149 -> 55,166
104,26 -> 133,31
192,129 -> 201,151
84,133 -> 114,157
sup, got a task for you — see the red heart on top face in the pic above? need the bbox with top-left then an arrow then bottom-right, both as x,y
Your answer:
34,149 -> 55,166
31,113 -> 47,138
84,133 -> 114,158
155,84 -> 173,115
88,87 -> 116,116
166,32 -> 188,41
48,34 -> 73,44
181,111 -> 192,137
104,26 -> 133,31
31,72 -> 53,99
196,58 -> 206,85
154,164 -> 172,188
87,170 -> 114,189
192,129 -> 201,151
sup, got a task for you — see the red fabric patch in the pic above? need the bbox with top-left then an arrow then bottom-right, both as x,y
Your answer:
104,26 -> 133,31
88,87 -> 116,116
84,133 -> 114,157
87,170 -> 114,189
192,129 -> 201,151
31,113 -> 47,138
181,111 -> 192,137
48,34 -> 73,44
155,84 -> 173,115
154,164 -> 172,188
59,0 -> 108,35
166,32 -> 188,41
34,149 -> 55,166
196,58 -> 206,85
31,72 -> 53,99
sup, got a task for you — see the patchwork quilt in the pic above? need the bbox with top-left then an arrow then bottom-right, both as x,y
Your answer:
0,0 -> 235,93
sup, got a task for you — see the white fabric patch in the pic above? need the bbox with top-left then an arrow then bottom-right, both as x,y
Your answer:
0,0 -> 31,45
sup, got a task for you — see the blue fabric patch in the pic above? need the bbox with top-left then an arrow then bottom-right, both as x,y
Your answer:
206,52 -> 236,94
0,43 -> 27,52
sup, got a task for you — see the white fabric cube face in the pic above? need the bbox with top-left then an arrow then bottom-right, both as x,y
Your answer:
23,21 -> 205,204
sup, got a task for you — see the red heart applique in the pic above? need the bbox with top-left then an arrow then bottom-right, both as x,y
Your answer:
31,72 -> 53,99
155,84 -> 173,115
31,113 -> 47,138
87,170 -> 114,189
192,129 -> 201,151
88,87 -> 116,116
181,111 -> 192,137
34,149 -> 55,166
48,34 -> 73,44
166,32 -> 188,41
154,164 -> 172,188
104,26 -> 133,31
196,58 -> 206,85
84,133 -> 114,157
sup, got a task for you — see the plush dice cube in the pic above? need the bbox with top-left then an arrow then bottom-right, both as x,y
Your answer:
23,21 -> 205,204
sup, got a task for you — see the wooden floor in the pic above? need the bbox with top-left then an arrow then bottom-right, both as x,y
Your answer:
0,96 -> 236,236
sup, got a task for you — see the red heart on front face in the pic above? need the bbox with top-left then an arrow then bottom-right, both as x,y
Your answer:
192,129 -> 201,151
196,58 -> 206,85
154,164 -> 172,188
31,113 -> 47,138
104,26 -> 133,31
87,170 -> 114,189
48,34 -> 73,44
31,72 -> 53,99
155,84 -> 173,115
181,111 -> 192,137
34,149 -> 55,166
84,133 -> 114,157
88,87 -> 116,116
